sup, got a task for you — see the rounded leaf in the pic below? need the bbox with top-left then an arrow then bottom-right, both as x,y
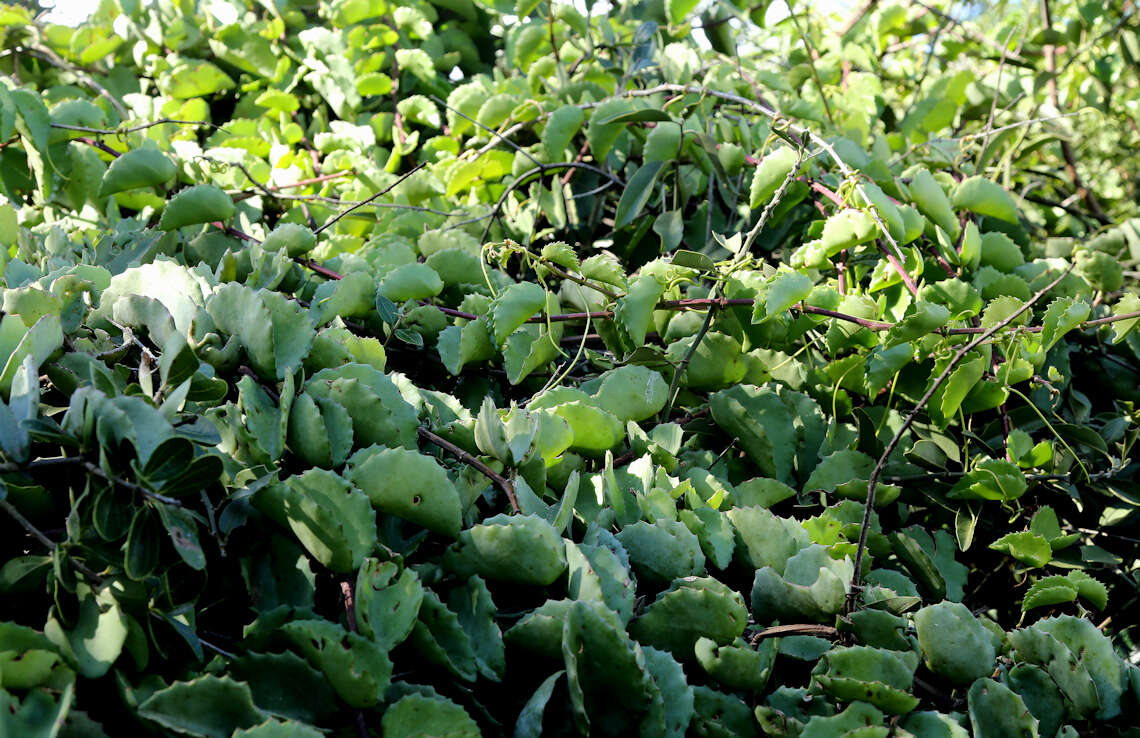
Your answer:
913,602 -> 996,684
99,148 -> 177,197
261,223 -> 316,257
346,445 -> 462,537
158,185 -> 235,230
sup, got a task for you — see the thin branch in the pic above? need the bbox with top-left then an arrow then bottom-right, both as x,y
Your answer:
430,95 -> 541,167
51,118 -> 223,135
22,42 -> 129,119
313,164 -> 426,236
297,259 -> 345,281
838,0 -> 879,35
844,264 -> 1075,614
83,461 -> 183,507
480,162 -> 625,243
1,499 -> 104,585
432,293 -> 1140,335
75,137 -> 123,158
417,427 -> 519,513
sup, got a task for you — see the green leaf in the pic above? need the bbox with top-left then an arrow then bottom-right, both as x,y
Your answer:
811,645 -> 919,714
562,601 -> 657,735
966,678 -> 1040,738
565,532 -> 637,624
552,400 -> 624,453
614,274 -> 665,347
616,519 -> 705,584
629,577 -> 748,657
444,514 -> 567,585
46,582 -> 127,679
587,99 -> 635,163
448,575 -> 505,681
228,651 -> 337,725
750,544 -> 853,623
750,146 -> 798,209
381,694 -> 480,737
543,105 -> 586,158
156,503 -> 206,570
914,602 -> 995,684
160,61 -> 235,98
305,364 -> 419,450
354,559 -> 423,650
934,353 -> 985,423
1040,297 -> 1090,350
615,160 -> 666,230
908,168 -> 959,240
710,384 -> 803,483
158,185 -> 235,230
989,531 -> 1052,568
644,122 -> 682,161
255,468 -> 377,573
261,223 -> 317,258
952,175 -> 1019,224
376,263 -> 444,302
233,721 -> 325,738
99,148 -> 177,197
408,589 -> 480,682
139,675 -> 265,737
821,209 -> 878,255
1109,293 -> 1140,343
665,332 -> 748,389
592,365 -> 668,422
885,301 -> 951,346
1064,570 -> 1108,610
515,671 -> 564,738
1021,575 -> 1079,611
950,459 -> 1028,502
695,636 -> 775,692
763,271 -> 813,321
489,281 -> 548,345
347,445 -> 462,536
281,620 -> 392,708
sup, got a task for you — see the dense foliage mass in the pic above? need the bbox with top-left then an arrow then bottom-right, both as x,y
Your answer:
1,0 -> 1140,734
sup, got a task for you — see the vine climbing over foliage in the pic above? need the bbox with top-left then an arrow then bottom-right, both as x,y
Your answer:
0,0 -> 1139,736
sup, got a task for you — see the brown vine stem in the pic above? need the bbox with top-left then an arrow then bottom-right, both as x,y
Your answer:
302,255 -> 1140,338
335,576 -> 369,738
75,137 -> 123,158
843,264 -> 1075,615
417,427 -> 519,513
838,0 -> 879,35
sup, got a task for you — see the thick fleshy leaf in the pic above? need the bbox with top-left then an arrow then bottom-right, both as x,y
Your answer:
280,619 -> 392,707
443,514 -> 567,585
139,675 -> 264,737
347,445 -> 462,536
